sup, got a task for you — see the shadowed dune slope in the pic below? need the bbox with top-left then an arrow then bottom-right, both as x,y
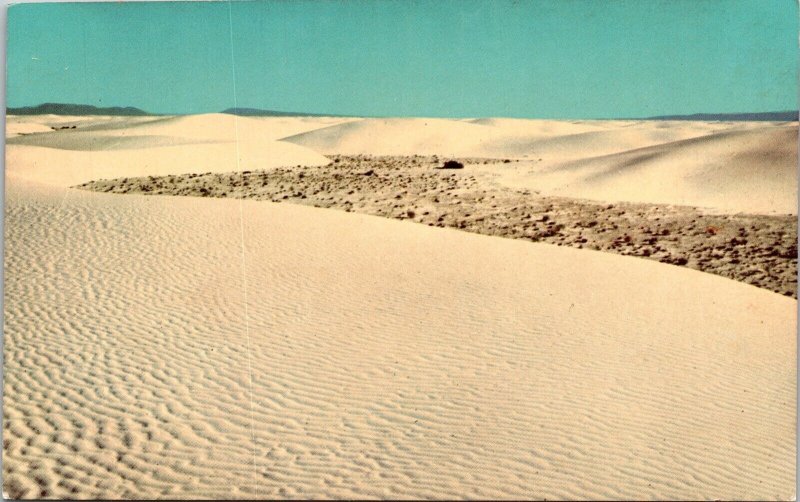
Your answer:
6,114 -> 161,131
473,122 -> 762,160
500,125 -> 797,214
7,132 -> 215,151
79,113 -> 357,142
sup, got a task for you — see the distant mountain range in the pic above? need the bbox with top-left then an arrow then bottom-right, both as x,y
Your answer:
8,103 -> 151,116
6,103 -> 344,117
6,103 -> 799,121
645,111 -> 798,122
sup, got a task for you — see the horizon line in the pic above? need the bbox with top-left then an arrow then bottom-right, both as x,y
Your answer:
6,103 -> 799,122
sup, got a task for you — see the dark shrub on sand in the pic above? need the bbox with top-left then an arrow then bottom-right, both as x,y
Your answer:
441,160 -> 464,169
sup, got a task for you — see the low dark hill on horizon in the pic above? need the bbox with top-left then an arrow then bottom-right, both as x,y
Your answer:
646,111 -> 798,122
8,103 -> 151,116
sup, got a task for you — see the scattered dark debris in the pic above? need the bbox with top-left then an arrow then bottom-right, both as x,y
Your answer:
75,154 -> 798,298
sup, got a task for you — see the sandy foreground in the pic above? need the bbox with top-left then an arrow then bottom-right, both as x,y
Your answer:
3,114 -> 798,499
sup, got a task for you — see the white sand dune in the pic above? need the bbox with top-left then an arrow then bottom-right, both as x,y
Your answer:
5,179 -> 796,500
3,114 -> 797,499
280,117 -> 499,157
282,116 -> 770,162
5,122 -> 58,138
7,132 -> 217,151
5,114 -> 339,187
7,114 -> 161,131
6,142 -> 331,188
6,114 -> 166,138
488,125 -> 798,214
473,122 -> 762,160
468,117 -> 611,135
7,113 -> 356,149
67,113 -> 358,143
281,115 -> 796,214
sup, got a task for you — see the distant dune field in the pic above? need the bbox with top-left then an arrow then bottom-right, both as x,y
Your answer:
4,114 -> 797,499
279,116 -> 796,214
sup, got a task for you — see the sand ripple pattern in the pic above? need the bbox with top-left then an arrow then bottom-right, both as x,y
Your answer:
4,182 -> 796,499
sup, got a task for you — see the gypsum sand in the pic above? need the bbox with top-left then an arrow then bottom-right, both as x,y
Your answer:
76,154 -> 797,298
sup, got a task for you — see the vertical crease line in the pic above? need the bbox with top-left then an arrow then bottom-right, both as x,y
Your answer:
227,0 -> 260,491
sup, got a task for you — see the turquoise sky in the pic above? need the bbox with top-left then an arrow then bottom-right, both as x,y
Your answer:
7,0 -> 798,118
